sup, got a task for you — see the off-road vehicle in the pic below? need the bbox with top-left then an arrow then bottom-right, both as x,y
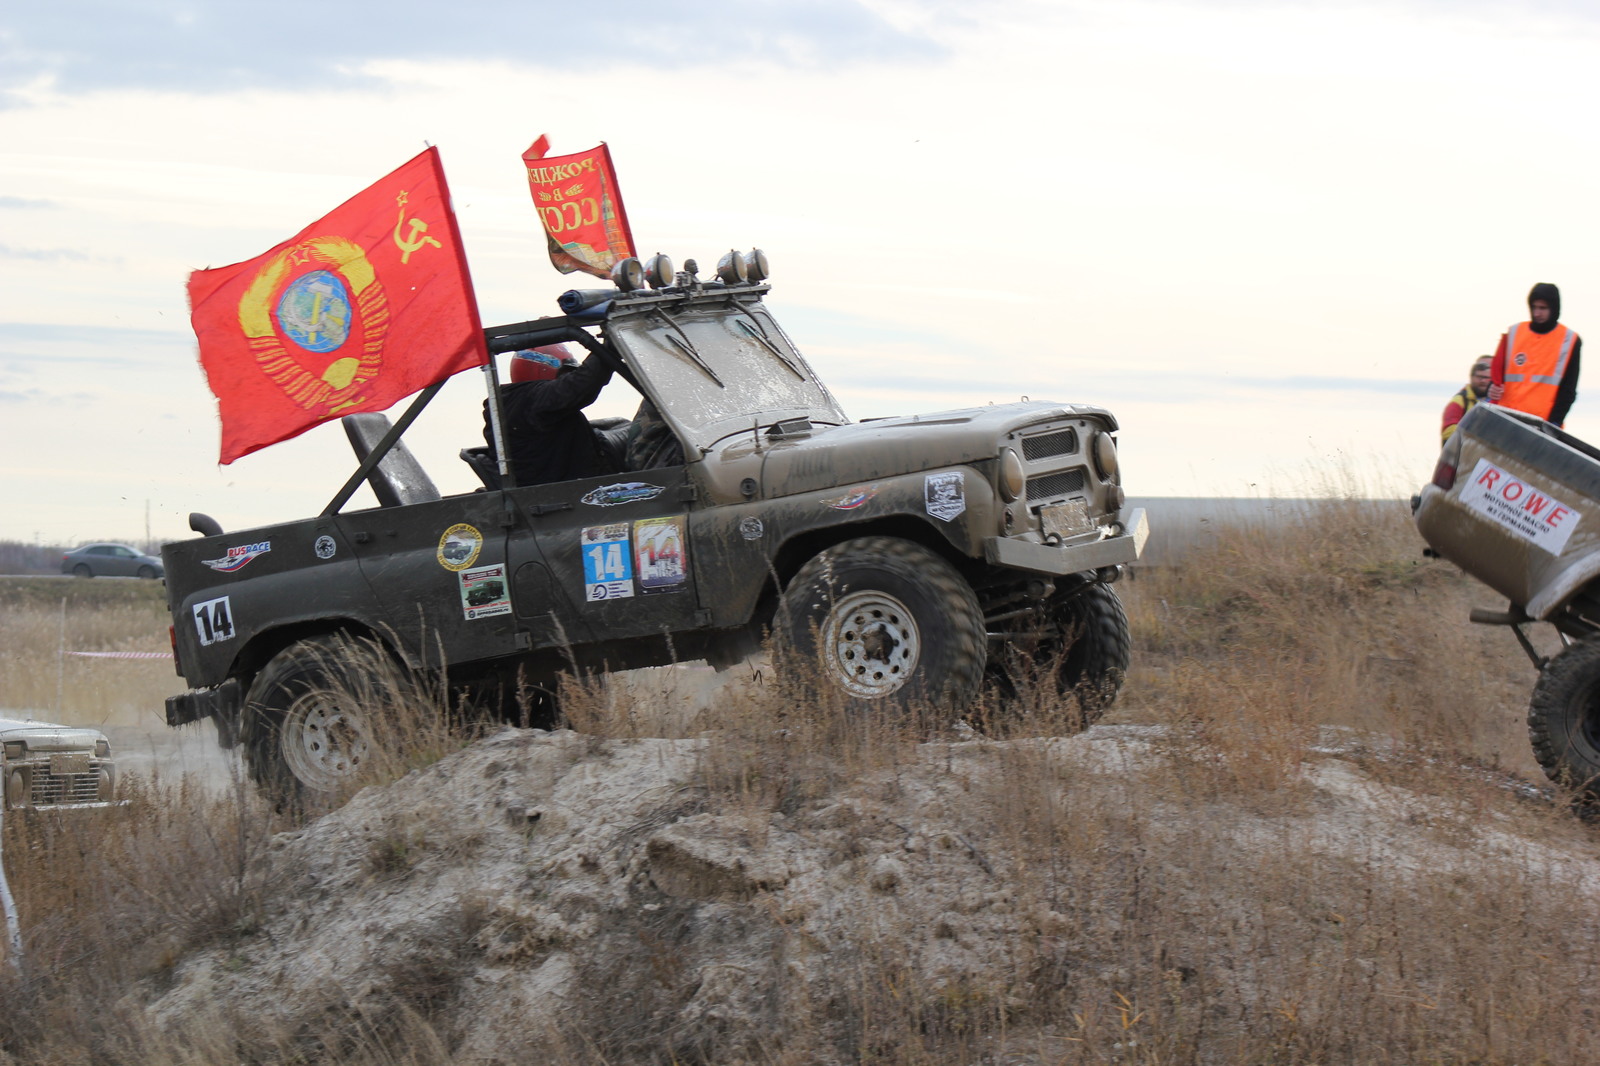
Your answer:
2,714 -> 116,810
164,251 -> 1148,801
1416,402 -> 1600,793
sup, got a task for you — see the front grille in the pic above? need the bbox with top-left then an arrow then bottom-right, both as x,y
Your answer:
1022,429 -> 1078,461
29,766 -> 103,806
1027,468 -> 1086,501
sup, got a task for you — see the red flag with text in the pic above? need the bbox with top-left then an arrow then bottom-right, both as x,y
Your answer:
187,147 -> 487,464
522,136 -> 635,278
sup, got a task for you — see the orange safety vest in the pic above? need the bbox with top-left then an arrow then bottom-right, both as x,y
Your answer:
1501,321 -> 1578,420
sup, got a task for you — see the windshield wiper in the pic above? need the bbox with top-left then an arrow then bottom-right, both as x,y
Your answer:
737,317 -> 806,381
652,312 -> 724,387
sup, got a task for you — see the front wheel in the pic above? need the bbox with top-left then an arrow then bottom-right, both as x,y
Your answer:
986,581 -> 1131,725
1528,639 -> 1600,796
136,565 -> 157,580
242,636 -> 378,808
774,537 -> 985,709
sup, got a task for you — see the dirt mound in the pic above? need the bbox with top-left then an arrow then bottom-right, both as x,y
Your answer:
135,721 -> 1597,1065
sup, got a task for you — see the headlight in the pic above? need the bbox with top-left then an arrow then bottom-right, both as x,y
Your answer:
6,770 -> 26,808
998,448 -> 1025,502
609,256 -> 644,292
643,253 -> 674,289
716,249 -> 749,284
1093,432 -> 1119,480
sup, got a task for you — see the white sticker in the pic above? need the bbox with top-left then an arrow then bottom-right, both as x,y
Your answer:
1458,457 -> 1582,555
459,563 -> 512,620
192,596 -> 235,646
925,472 -> 966,522
202,540 -> 271,572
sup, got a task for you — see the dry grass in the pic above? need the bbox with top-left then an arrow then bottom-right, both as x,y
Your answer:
0,578 -> 178,727
3,498 -> 1599,1065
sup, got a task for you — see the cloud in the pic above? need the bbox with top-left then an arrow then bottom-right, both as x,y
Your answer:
0,1 -> 945,102
0,243 -> 90,262
0,195 -> 54,209
0,322 -> 192,369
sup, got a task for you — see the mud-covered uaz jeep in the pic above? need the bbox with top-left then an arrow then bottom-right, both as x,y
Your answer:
163,251 -> 1148,801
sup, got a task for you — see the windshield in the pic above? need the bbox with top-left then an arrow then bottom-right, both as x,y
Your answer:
606,297 -> 848,451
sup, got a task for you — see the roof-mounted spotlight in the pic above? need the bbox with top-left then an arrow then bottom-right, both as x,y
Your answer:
743,248 -> 769,283
644,253 -> 674,289
610,256 -> 644,292
716,249 -> 749,284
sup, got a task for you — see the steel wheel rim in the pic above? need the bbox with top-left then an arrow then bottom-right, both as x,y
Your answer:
280,692 -> 371,792
821,589 -> 921,698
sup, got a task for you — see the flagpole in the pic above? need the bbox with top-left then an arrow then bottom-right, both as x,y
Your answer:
482,358 -> 515,488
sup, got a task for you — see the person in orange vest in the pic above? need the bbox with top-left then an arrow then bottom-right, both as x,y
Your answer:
1489,282 -> 1581,425
1441,355 -> 1492,443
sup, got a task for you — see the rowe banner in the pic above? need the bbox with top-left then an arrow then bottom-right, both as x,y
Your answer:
188,147 -> 487,464
522,135 -> 635,278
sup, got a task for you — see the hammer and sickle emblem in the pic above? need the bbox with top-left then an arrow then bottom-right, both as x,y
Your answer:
393,190 -> 443,264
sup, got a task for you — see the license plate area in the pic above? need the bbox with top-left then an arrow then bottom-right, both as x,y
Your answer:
1039,500 -> 1094,540
50,753 -> 92,775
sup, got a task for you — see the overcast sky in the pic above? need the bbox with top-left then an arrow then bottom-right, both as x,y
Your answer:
3,0 -> 1597,542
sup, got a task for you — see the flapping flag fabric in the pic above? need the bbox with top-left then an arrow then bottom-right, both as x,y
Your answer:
188,147 -> 487,464
522,136 -> 635,278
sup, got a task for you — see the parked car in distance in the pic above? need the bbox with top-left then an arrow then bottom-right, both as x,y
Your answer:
61,543 -> 164,579
1,713 -> 116,809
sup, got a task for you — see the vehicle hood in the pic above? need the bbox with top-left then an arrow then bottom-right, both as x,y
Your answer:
0,713 -> 107,751
754,401 -> 1114,497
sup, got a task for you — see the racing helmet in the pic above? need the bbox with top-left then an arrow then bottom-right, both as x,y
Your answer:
509,344 -> 579,383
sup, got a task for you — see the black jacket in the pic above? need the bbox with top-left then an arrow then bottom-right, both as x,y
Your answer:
483,354 -> 617,487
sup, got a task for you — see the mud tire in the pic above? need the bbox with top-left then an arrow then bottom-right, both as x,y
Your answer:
1528,638 -> 1600,797
1057,582 -> 1132,716
242,636 -> 376,809
987,581 -> 1130,725
775,537 -> 985,709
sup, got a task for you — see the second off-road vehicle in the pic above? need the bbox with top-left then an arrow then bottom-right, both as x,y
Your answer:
163,251 -> 1148,801
1417,402 -> 1600,794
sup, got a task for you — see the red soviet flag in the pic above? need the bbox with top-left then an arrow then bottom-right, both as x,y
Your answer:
188,147 -> 487,464
522,135 -> 635,278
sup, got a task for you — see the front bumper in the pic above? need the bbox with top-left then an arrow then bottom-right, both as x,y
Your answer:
983,507 -> 1148,576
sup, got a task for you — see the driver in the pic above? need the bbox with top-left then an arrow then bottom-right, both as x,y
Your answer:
483,345 -> 624,487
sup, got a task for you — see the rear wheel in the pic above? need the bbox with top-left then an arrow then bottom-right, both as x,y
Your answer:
242,636 -> 377,808
1528,638 -> 1600,796
72,564 -> 91,578
774,537 -> 985,710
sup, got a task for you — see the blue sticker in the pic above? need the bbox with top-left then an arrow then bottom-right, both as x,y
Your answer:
581,482 -> 666,507
582,523 -> 635,602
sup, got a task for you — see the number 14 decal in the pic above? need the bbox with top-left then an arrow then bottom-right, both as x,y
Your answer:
192,596 -> 235,646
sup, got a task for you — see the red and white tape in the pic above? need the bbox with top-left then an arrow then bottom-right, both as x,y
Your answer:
65,651 -> 170,660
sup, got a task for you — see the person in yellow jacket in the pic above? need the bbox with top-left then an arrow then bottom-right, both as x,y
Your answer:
1441,355 -> 1492,443
1489,282 -> 1581,425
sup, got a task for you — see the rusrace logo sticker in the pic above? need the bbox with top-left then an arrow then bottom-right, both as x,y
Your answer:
314,535 -> 337,560
580,482 -> 665,507
437,523 -> 483,571
202,540 -> 271,572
